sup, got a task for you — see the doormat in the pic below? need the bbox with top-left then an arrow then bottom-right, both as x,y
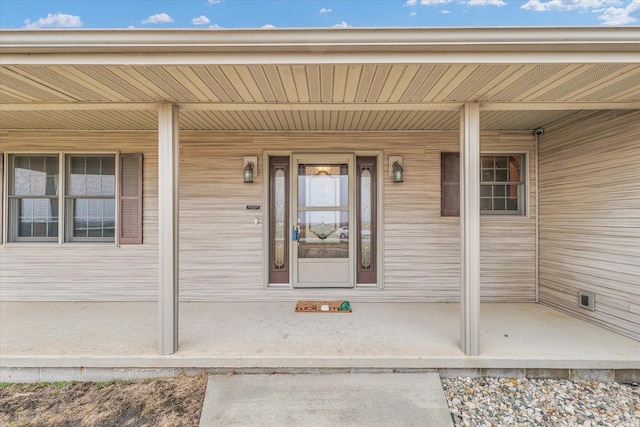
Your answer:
295,300 -> 352,313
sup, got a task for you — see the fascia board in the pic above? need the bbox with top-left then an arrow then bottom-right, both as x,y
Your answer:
1,27 -> 639,55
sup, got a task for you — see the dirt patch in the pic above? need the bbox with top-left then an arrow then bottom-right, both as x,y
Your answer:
0,373 -> 208,427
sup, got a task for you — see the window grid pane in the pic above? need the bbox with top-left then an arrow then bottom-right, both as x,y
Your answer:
8,154 -> 119,242
66,155 -> 116,242
17,198 -> 59,238
9,155 -> 59,241
479,154 -> 524,214
12,155 -> 59,196
68,155 -> 116,197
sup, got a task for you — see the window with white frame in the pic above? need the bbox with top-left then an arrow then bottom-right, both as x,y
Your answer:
480,155 -> 525,215
4,153 -> 143,244
7,155 -> 60,241
65,155 -> 116,241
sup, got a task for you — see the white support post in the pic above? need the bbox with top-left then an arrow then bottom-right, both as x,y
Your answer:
460,102 -> 481,356
158,103 -> 180,355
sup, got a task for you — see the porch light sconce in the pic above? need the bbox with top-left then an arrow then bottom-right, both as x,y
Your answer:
243,156 -> 258,183
389,156 -> 404,183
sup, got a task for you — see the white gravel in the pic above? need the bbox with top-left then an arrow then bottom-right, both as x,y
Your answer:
442,377 -> 640,427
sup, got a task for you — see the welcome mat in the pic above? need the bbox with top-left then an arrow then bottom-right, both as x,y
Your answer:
295,300 -> 352,313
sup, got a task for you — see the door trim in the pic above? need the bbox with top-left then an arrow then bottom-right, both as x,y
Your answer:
291,153 -> 355,288
263,150 -> 384,290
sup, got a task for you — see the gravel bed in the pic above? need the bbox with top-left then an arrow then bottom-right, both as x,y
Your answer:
442,377 -> 640,427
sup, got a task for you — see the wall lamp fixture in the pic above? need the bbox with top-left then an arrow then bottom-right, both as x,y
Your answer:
243,156 -> 257,183
389,156 -> 404,183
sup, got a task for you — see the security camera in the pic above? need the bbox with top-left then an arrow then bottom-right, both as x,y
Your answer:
534,128 -> 544,137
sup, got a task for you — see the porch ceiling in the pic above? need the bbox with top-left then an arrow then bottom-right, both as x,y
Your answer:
1,28 -> 639,131
0,108 -> 584,132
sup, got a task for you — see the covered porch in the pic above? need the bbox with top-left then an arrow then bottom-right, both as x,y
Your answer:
1,301 -> 639,382
1,28 -> 639,376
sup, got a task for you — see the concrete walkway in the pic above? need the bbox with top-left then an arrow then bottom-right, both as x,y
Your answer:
198,373 -> 453,427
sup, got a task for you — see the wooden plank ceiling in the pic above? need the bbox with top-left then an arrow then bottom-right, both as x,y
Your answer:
1,63 -> 639,131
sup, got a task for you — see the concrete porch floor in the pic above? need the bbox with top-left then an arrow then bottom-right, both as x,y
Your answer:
1,302 -> 639,382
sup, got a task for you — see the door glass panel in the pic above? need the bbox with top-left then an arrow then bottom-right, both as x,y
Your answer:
298,210 -> 349,259
297,162 -> 349,260
298,164 -> 348,208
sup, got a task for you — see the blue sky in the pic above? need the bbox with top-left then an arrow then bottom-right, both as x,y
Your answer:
1,0 -> 639,30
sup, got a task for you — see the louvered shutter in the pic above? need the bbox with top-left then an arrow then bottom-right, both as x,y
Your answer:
0,154 -> 3,244
119,153 -> 143,244
441,152 -> 460,217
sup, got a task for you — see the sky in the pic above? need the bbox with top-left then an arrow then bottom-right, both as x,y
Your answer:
1,0 -> 639,30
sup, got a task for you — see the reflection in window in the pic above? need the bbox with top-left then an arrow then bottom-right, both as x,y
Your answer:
297,163 -> 349,259
66,155 -> 116,241
8,155 -> 59,240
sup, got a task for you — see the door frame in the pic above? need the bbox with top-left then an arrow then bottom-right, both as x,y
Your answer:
262,150 -> 384,290
291,153 -> 355,288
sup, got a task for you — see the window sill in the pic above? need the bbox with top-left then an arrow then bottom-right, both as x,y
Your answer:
1,242 -> 119,248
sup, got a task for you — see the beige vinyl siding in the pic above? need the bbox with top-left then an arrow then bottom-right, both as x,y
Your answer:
0,131 -> 158,301
178,130 -> 536,302
538,110 -> 640,341
1,129 -> 536,302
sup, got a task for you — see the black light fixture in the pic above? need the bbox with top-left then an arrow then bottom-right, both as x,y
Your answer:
243,161 -> 255,183
392,161 -> 404,183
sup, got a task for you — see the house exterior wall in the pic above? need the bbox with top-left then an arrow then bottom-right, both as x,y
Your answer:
538,110 -> 640,341
0,131 -> 159,301
1,129 -> 536,302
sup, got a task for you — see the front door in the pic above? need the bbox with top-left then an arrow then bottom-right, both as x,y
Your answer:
292,154 -> 355,288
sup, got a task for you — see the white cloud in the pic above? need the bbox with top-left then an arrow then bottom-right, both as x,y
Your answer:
333,21 -> 349,28
191,15 -> 210,25
209,24 -> 222,29
24,12 -> 82,29
141,13 -> 173,24
207,0 -> 221,4
410,11 -> 417,15
406,0 -> 418,5
467,0 -> 506,6
442,9 -> 453,13
522,0 -> 614,11
319,8 -> 332,13
521,0 -> 640,25
599,0 -> 640,24
262,24 -> 276,29
421,0 -> 453,4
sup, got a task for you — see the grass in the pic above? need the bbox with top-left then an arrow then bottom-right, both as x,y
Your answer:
0,373 -> 208,427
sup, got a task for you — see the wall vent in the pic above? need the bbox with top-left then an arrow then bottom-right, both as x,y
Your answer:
578,291 -> 595,311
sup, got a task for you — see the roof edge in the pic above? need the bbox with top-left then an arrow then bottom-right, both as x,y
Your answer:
1,27 -> 640,54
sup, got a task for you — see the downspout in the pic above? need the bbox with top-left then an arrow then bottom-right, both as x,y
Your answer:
534,132 -> 540,303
